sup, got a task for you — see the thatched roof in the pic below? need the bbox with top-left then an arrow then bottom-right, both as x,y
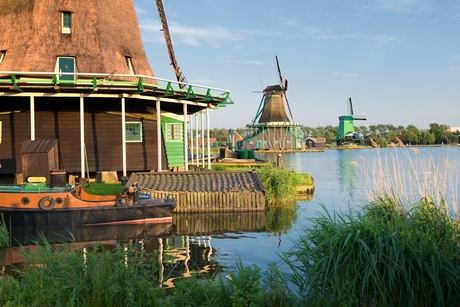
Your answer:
258,84 -> 290,123
0,0 -> 155,80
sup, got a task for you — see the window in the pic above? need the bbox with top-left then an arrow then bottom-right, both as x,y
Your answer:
125,57 -> 134,75
166,123 -> 182,141
55,57 -> 76,80
0,50 -> 5,65
125,122 -> 143,142
62,12 -> 72,34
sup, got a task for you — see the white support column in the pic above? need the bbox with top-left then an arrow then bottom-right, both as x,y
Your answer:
201,111 -> 205,168
190,114 -> 194,165
30,96 -> 35,140
195,113 -> 199,167
80,96 -> 85,178
121,97 -> 127,177
183,103 -> 188,171
156,98 -> 162,172
206,108 -> 211,169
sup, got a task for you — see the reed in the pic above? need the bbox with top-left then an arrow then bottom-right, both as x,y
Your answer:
0,214 -> 10,248
1,237 -> 294,307
280,143 -> 460,306
1,238 -> 166,306
352,141 -> 458,213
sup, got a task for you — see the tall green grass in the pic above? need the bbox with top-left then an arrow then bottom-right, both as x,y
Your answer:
280,143 -> 460,306
0,239 -> 295,307
0,214 -> 10,248
1,240 -> 166,306
257,166 -> 312,206
281,199 -> 460,306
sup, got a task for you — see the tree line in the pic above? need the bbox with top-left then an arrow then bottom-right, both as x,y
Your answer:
203,123 -> 460,147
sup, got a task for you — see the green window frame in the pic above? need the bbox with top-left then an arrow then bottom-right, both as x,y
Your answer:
166,123 -> 182,141
125,122 -> 143,142
62,12 -> 72,34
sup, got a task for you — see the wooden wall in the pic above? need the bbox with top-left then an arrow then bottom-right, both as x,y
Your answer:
240,127 -> 305,150
0,96 -> 168,175
143,190 -> 265,212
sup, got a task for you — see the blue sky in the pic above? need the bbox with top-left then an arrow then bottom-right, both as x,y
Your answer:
134,0 -> 460,130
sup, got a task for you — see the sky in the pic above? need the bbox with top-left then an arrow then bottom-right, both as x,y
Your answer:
133,0 -> 460,130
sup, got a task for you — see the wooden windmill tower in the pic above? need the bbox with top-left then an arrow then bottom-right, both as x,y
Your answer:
335,97 -> 366,145
0,0 -> 232,181
0,0 -> 154,78
241,56 -> 304,151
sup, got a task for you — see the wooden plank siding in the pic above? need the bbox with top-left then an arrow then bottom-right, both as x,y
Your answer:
143,190 -> 265,212
0,96 -> 168,175
240,127 -> 305,150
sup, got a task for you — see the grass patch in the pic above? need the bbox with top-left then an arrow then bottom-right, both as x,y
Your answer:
212,164 -> 313,206
1,237 -> 295,307
257,166 -> 312,206
83,183 -> 125,195
0,214 -> 11,248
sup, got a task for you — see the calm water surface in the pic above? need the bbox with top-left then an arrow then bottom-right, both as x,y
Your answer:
4,146 -> 460,280
213,146 -> 460,271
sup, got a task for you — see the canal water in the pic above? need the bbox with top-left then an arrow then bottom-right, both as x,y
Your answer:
213,145 -> 460,271
3,146 -> 459,283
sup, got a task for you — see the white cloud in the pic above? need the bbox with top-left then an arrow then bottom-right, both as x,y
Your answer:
372,34 -> 409,42
139,17 -> 245,47
369,0 -> 436,14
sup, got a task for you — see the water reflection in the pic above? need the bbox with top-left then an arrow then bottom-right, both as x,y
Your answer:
336,150 -> 357,199
1,208 -> 299,286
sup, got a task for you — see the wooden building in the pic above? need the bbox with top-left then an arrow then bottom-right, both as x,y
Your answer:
240,84 -> 305,150
0,0 -> 232,183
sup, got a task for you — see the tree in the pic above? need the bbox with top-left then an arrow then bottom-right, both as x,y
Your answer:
429,123 -> 450,144
402,130 -> 418,145
420,131 -> 435,145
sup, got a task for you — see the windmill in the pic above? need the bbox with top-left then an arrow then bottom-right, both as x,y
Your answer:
243,56 -> 304,151
335,97 -> 366,144
251,56 -> 294,125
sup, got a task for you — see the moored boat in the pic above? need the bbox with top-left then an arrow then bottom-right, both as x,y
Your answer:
0,180 -> 176,229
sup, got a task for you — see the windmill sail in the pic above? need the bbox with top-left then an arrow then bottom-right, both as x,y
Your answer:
275,56 -> 294,122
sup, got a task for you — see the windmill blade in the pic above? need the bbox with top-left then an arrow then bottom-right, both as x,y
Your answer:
275,55 -> 288,89
347,97 -> 354,116
284,93 -> 294,122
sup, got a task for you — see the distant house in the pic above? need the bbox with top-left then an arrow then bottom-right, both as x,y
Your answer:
306,137 -> 326,149
194,138 -> 218,148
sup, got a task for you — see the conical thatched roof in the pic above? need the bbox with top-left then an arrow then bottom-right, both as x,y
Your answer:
0,0 -> 154,80
258,85 -> 290,123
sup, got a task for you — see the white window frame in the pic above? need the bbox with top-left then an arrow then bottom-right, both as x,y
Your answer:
62,12 -> 72,34
166,123 -> 182,141
0,50 -> 5,65
125,122 -> 143,143
125,57 -> 134,75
